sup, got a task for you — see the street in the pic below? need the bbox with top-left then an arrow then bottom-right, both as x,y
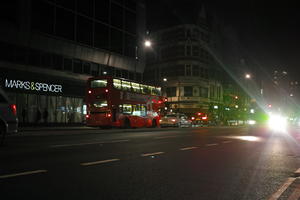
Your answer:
1,127 -> 300,200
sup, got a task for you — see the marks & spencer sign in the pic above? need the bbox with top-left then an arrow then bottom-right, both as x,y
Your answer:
4,78 -> 63,93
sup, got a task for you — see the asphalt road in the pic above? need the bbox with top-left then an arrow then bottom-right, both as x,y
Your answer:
1,126 -> 300,200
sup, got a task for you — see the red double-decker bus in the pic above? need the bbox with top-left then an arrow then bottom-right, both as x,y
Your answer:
85,76 -> 166,128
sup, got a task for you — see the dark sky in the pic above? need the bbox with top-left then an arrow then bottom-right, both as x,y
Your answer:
146,0 -> 300,78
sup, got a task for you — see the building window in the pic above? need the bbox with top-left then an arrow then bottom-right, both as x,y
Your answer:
186,45 -> 191,56
124,34 -> 136,57
55,8 -> 75,40
63,58 -> 73,71
76,16 -> 93,46
31,0 -> 54,34
77,0 -> 93,17
91,63 -> 99,76
116,69 -> 121,77
166,87 -> 176,97
193,65 -> 199,76
200,87 -> 208,98
111,28 -> 123,54
94,23 -> 109,50
52,54 -> 63,70
184,86 -> 193,97
192,45 -> 199,56
83,62 -> 91,74
73,59 -> 82,74
95,0 -> 109,23
185,65 -> 192,76
111,3 -> 123,29
125,10 -> 136,34
56,0 -> 75,10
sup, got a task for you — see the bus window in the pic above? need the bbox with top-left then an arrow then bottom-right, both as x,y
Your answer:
91,79 -> 107,88
93,100 -> 108,108
141,85 -> 151,94
122,104 -> 132,114
150,86 -> 156,95
141,105 -> 147,116
122,81 -> 131,91
154,87 -> 161,95
132,105 -> 140,116
113,79 -> 121,90
131,82 -> 140,93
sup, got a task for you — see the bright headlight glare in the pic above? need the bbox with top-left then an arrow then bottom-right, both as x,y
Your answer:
248,120 -> 256,125
268,114 -> 287,133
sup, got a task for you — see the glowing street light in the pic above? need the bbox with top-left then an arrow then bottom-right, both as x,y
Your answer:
144,40 -> 152,47
163,78 -> 167,82
245,74 -> 251,79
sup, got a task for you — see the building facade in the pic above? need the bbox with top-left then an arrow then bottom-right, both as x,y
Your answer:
0,0 -> 145,124
144,21 -> 224,117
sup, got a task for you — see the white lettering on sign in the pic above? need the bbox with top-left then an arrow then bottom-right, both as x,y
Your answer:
5,79 -> 63,93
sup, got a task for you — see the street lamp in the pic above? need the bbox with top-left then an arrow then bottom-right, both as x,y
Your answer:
245,73 -> 251,79
144,40 -> 152,47
163,78 -> 167,82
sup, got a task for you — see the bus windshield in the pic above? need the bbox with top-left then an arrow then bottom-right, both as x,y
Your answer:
90,79 -> 107,88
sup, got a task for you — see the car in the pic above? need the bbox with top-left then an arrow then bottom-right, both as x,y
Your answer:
159,113 -> 192,128
0,87 -> 18,144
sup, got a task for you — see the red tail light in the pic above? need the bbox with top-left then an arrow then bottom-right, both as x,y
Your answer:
164,98 -> 168,102
106,113 -> 111,117
10,104 -> 17,116
105,89 -> 109,93
86,114 -> 90,119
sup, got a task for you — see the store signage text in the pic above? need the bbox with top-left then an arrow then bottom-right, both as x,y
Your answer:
5,79 -> 63,93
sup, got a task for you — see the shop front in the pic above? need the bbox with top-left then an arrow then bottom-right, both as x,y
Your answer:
1,69 -> 87,125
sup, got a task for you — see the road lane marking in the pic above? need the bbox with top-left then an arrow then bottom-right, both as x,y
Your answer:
155,135 -> 180,139
287,185 -> 300,200
268,177 -> 296,200
180,147 -> 198,151
80,159 -> 120,166
51,139 -> 130,148
0,170 -> 47,179
206,143 -> 218,146
222,141 -> 232,143
141,152 -> 165,157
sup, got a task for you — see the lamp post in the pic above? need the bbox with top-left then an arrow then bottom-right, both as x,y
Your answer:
134,39 -> 152,81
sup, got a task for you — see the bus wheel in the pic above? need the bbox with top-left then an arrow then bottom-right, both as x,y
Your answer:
152,119 -> 157,128
124,118 -> 131,129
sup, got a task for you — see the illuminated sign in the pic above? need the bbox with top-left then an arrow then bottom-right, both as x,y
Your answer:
5,79 -> 63,93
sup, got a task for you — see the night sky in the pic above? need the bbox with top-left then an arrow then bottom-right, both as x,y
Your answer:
146,0 -> 300,79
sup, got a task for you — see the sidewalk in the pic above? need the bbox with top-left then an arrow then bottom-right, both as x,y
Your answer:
18,125 -> 98,132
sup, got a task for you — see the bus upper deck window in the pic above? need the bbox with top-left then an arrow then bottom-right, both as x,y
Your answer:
91,79 -> 107,88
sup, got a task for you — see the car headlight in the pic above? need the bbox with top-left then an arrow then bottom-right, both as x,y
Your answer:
268,114 -> 287,133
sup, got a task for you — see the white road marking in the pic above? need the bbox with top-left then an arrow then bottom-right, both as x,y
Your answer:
155,135 -> 180,139
51,139 -> 130,148
222,141 -> 232,143
180,147 -> 198,151
141,152 -> 165,157
0,170 -> 47,179
268,177 -> 296,200
206,143 -> 218,146
80,159 -> 120,166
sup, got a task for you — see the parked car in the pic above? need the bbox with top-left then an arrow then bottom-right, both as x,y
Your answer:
160,113 -> 192,128
0,87 -> 18,144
